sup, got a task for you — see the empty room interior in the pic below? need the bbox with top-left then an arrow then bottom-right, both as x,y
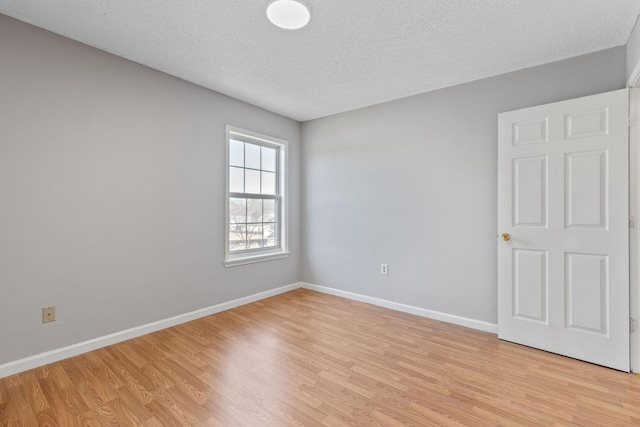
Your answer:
4,1 -> 640,425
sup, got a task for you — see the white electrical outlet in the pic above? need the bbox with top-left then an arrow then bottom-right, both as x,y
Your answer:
380,264 -> 388,275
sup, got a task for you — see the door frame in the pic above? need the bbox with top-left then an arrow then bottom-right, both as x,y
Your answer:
629,84 -> 640,373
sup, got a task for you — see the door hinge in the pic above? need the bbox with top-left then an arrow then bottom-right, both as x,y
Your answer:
631,318 -> 638,333
630,217 -> 636,229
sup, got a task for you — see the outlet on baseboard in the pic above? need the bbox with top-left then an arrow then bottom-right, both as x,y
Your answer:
42,306 -> 56,323
380,264 -> 388,275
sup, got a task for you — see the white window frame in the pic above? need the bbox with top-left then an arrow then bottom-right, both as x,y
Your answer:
224,125 -> 289,267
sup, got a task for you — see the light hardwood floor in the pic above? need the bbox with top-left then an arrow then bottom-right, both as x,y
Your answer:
1,288 -> 640,426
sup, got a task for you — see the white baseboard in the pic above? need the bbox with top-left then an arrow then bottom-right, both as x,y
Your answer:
300,282 -> 498,334
0,283 -> 300,379
1,281 -> 499,379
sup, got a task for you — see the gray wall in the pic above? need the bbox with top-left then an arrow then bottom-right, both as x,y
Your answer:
301,47 -> 627,324
0,14 -> 301,365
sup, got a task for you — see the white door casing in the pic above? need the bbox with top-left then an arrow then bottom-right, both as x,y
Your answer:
497,89 -> 629,371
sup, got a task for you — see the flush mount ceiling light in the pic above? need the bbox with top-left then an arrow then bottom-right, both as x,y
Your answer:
266,0 -> 310,30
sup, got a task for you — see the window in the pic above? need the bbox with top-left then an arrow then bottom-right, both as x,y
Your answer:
225,125 -> 289,266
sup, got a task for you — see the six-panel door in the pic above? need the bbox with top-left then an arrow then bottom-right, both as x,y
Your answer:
497,89 -> 629,371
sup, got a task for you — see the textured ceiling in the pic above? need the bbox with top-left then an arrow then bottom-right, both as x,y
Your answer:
1,1 -> 640,121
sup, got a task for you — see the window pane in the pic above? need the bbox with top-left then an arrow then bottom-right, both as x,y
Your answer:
263,223 -> 276,247
261,171 -> 276,195
229,224 -> 247,252
245,143 -> 261,170
247,224 -> 263,249
263,199 -> 275,222
247,199 -> 263,223
245,169 -> 260,194
229,139 -> 244,167
229,198 -> 246,224
230,167 -> 244,193
262,146 -> 276,172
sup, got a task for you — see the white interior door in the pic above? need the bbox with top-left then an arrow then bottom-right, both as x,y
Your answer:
498,89 -> 629,371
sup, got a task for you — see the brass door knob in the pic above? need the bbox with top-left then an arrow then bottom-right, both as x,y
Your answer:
501,233 -> 511,241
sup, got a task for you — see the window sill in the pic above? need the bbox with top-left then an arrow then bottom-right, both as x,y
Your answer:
224,251 -> 290,267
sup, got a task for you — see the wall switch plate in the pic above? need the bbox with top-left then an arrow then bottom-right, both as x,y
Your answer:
42,306 -> 56,323
380,264 -> 388,275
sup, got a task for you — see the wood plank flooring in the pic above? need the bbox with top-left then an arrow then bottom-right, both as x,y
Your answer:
2,288 -> 640,426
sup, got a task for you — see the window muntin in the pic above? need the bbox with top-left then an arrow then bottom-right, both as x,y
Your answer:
225,126 -> 288,266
